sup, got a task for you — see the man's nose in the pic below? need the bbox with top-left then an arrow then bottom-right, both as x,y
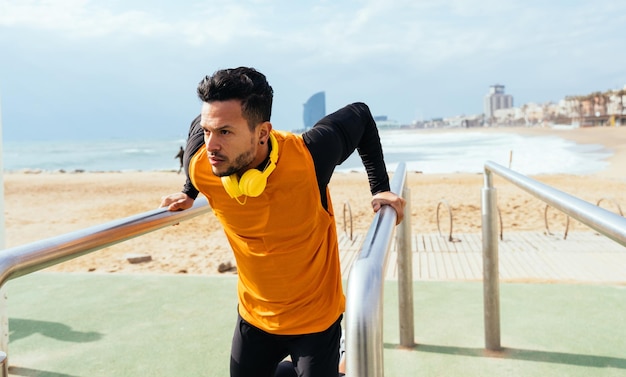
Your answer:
204,134 -> 218,152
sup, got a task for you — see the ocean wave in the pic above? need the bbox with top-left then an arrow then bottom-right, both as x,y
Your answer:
2,131 -> 612,175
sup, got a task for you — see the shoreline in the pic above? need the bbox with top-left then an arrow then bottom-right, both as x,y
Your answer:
3,125 -> 626,275
407,125 -> 626,179
5,125 -> 625,177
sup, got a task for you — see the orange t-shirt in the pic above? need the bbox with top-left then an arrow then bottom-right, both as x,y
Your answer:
189,130 -> 345,335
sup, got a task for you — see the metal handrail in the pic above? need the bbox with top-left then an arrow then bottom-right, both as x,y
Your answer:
0,199 -> 211,289
481,160 -> 626,350
0,198 -> 211,355
345,162 -> 413,377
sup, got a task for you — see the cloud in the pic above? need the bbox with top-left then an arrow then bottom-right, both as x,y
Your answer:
0,0 -> 163,37
3,0 -> 626,70
0,0 -> 259,44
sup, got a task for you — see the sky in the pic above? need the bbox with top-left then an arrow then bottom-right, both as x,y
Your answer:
1,0 -> 626,141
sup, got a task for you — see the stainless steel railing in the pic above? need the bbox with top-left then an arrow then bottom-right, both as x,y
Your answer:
0,199 -> 211,289
345,162 -> 414,377
481,160 -> 626,350
0,198 -> 212,354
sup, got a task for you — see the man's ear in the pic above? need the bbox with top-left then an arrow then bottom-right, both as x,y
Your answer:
258,121 -> 272,140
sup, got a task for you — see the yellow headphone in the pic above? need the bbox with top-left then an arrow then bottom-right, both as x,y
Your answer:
221,132 -> 279,200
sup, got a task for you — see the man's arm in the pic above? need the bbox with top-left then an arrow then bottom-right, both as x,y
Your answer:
181,115 -> 204,200
303,102 -> 405,222
303,102 -> 389,193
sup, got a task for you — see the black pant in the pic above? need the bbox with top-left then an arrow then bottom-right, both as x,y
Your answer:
230,313 -> 342,377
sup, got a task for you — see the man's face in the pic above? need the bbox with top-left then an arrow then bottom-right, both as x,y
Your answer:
200,100 -> 257,177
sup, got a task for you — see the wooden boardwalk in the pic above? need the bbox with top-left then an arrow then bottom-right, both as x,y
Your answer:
338,231 -> 626,284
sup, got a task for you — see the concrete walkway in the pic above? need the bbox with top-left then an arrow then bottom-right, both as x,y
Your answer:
339,231 -> 626,283
5,272 -> 626,376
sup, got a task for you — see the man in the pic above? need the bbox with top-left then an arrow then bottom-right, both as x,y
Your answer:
175,146 -> 184,174
160,67 -> 405,377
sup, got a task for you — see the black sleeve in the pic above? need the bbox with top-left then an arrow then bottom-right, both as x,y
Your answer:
302,102 -> 391,202
181,115 -> 204,200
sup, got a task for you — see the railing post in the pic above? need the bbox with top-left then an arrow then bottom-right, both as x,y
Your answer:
482,169 -> 501,351
397,187 -> 414,348
345,163 -> 406,377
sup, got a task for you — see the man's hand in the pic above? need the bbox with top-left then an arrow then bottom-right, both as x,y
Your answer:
371,191 -> 406,225
160,192 -> 195,211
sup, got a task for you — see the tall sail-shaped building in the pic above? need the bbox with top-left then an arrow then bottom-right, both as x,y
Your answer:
302,91 -> 326,131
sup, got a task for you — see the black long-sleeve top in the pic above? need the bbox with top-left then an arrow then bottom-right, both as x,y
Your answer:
181,102 -> 390,210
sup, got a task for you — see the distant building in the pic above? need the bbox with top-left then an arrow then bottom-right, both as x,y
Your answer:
302,91 -> 326,130
484,84 -> 513,121
373,115 -> 401,129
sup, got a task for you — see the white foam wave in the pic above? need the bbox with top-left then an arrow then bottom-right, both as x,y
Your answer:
338,130 -> 611,175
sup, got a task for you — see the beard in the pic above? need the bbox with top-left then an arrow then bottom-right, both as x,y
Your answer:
211,148 -> 255,177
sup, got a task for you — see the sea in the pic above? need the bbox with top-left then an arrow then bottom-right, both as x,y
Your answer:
0,129 -> 612,175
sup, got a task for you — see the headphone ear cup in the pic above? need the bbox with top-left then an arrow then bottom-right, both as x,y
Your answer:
221,174 -> 243,198
238,169 -> 266,197
220,133 -> 279,200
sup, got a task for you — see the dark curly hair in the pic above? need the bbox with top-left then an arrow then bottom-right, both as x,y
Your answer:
197,67 -> 274,130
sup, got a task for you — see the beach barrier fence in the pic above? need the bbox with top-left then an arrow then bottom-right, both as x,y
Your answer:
482,160 -> 626,351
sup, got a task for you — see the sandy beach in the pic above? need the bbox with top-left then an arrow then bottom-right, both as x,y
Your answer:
3,126 -> 626,275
